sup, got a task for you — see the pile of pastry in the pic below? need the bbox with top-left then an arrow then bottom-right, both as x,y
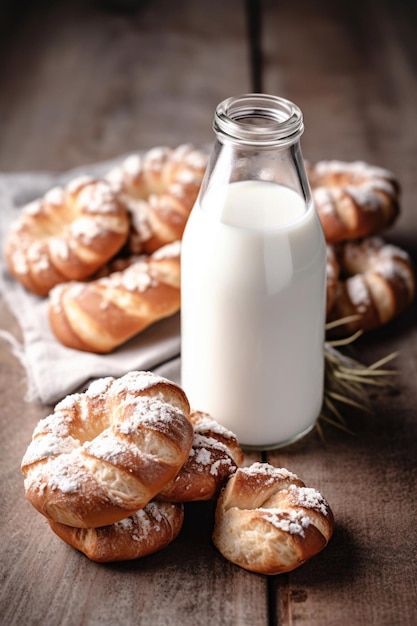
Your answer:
308,160 -> 415,335
4,145 -> 208,353
21,370 -> 334,574
4,146 -> 416,352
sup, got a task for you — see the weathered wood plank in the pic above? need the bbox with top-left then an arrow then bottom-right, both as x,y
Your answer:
0,0 -> 249,171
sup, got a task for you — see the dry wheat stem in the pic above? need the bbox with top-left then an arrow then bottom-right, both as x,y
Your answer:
318,321 -> 398,434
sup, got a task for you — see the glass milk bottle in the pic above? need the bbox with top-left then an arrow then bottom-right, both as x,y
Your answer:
181,94 -> 326,449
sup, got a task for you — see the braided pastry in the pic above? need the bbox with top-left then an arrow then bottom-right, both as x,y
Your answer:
158,411 -> 244,502
21,371 -> 193,528
307,160 -> 400,243
5,176 -> 129,296
48,500 -> 184,563
212,463 -> 334,575
327,237 -> 416,334
106,144 -> 208,254
48,241 -> 181,353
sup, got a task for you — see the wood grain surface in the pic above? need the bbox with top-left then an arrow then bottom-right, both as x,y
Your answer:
1,1 -> 416,625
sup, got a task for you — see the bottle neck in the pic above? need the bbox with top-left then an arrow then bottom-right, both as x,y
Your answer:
196,93 -> 311,208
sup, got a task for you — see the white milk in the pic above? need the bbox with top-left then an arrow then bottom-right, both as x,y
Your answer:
181,180 -> 326,448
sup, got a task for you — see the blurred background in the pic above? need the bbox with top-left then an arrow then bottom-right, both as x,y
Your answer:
0,0 -> 415,248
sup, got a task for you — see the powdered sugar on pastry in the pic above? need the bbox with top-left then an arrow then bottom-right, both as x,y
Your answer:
327,237 -> 416,334
158,410 -> 244,502
48,242 -> 181,353
5,176 -> 129,296
21,371 -> 192,528
212,463 -> 334,575
48,500 -> 184,563
307,159 -> 400,243
105,144 -> 207,254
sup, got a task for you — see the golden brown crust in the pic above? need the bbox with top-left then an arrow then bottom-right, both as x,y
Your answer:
21,371 -> 193,528
158,411 -> 244,502
4,176 -> 130,296
48,241 -> 181,353
308,160 -> 400,243
212,463 -> 334,575
327,237 -> 416,334
48,500 -> 184,563
106,144 -> 208,254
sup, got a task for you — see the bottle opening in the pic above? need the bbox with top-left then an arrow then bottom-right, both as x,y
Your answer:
213,93 -> 304,147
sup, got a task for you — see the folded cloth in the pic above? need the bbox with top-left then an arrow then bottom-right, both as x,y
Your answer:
0,157 -> 181,405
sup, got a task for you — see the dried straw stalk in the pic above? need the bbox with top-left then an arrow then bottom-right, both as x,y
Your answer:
318,317 -> 398,439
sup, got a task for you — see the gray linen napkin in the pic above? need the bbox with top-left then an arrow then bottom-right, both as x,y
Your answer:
0,157 -> 181,405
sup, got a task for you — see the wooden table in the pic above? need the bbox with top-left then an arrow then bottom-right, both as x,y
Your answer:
1,1 -> 416,624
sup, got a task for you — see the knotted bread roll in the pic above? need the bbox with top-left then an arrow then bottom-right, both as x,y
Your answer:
5,176 -> 130,296
213,463 -> 334,575
21,371 -> 193,528
48,241 -> 181,353
308,160 -> 400,243
327,237 -> 415,334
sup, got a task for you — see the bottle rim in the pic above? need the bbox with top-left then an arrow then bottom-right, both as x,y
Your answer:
213,93 -> 304,147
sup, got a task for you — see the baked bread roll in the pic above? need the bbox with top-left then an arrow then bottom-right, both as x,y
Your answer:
307,160 -> 400,243
327,237 -> 416,334
213,463 -> 334,575
5,176 -> 129,296
106,144 -> 208,254
48,500 -> 184,563
21,371 -> 193,528
158,411 -> 244,502
48,241 -> 181,353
